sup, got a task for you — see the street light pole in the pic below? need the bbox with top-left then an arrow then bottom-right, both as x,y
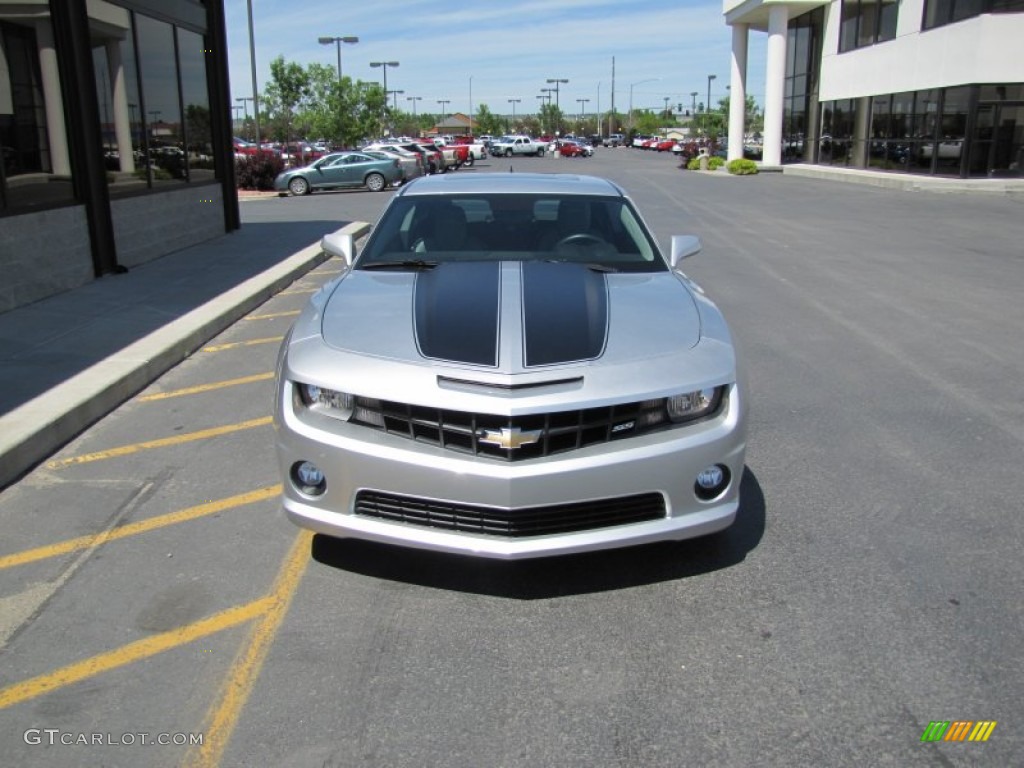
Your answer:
706,74 -> 717,136
369,61 -> 399,137
246,0 -> 261,151
628,78 -> 659,132
388,90 -> 404,110
437,99 -> 450,122
546,77 -> 568,134
508,98 -> 520,130
407,96 -> 421,117
317,35 -> 358,87
576,98 -> 589,127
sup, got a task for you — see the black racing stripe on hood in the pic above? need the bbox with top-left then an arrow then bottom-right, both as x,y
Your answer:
521,261 -> 609,367
414,262 -> 500,366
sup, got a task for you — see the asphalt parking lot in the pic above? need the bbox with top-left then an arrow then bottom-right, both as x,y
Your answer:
1,149 -> 1022,767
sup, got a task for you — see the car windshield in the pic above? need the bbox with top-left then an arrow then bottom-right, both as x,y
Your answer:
356,194 -> 665,273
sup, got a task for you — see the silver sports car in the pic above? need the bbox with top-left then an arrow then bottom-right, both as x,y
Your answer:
274,173 -> 746,559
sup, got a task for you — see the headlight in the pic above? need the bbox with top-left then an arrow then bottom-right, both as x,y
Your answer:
298,383 -> 354,420
666,387 -> 721,423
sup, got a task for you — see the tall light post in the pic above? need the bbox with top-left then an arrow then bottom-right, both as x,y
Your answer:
690,91 -> 698,116
236,96 -> 252,120
546,77 -> 568,134
508,98 -> 521,130
369,61 -> 399,136
576,98 -> 589,127
407,95 -> 421,117
388,90 -> 404,110
706,74 -> 717,135
317,35 -> 358,87
545,78 -> 568,112
536,93 -> 550,134
628,78 -> 659,131
246,0 -> 261,151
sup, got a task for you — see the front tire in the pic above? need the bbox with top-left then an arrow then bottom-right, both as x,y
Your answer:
288,177 -> 310,196
504,148 -> 513,157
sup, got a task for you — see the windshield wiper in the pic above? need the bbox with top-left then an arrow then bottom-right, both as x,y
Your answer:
359,259 -> 439,271
541,258 -> 618,273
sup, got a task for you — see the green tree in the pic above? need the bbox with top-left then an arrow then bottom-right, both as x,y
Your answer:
265,56 -> 311,147
473,104 -> 504,137
538,103 -> 565,135
632,110 -> 661,135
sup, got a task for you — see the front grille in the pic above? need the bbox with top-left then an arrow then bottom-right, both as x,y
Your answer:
354,491 -> 666,537
350,397 -> 668,461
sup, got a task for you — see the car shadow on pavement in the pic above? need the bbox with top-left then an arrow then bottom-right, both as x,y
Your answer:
310,467 -> 766,599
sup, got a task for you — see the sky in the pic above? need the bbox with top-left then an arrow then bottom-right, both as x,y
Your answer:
224,0 -> 767,121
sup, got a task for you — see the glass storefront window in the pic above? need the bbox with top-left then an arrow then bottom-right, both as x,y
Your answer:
91,13 -> 146,196
178,28 -> 214,184
135,14 -> 185,186
1,7 -> 75,212
933,86 -> 969,175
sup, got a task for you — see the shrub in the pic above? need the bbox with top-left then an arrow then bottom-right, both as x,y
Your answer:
727,158 -> 759,175
709,155 -> 725,170
686,156 -> 701,171
235,154 -> 285,190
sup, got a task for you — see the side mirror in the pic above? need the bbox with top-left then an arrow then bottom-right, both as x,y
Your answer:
321,231 -> 354,266
669,235 -> 702,269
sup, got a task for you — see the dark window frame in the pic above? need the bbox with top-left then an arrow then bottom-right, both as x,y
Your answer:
839,0 -> 899,52
923,0 -> 1024,30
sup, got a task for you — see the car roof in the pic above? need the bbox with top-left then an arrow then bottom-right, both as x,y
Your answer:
395,172 -> 626,198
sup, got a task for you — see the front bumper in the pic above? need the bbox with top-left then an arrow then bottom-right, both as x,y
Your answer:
275,381 -> 746,560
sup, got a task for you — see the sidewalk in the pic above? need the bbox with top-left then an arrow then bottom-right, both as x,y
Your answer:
0,210 -> 369,489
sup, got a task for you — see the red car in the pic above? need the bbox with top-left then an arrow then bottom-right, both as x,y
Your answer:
657,139 -> 678,152
557,140 -> 592,158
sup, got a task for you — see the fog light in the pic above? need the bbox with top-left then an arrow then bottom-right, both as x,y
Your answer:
694,464 -> 729,501
293,461 -> 326,496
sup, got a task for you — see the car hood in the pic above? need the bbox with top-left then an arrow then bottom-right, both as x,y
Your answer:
319,261 -> 700,373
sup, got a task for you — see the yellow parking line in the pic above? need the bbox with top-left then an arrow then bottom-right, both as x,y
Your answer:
45,416 -> 272,469
0,596 -> 275,710
201,337 -> 283,353
185,530 -> 311,768
244,310 -> 300,321
277,287 -> 318,295
138,373 -> 274,402
0,486 -> 281,571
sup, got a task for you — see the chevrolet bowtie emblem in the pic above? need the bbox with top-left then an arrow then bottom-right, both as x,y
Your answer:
478,426 -> 542,450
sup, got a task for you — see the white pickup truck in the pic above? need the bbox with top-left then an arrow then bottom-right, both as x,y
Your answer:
490,135 -> 547,157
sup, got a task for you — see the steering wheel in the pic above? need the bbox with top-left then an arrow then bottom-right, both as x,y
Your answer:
555,233 -> 605,248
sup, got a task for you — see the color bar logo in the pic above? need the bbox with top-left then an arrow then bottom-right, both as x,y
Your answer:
921,721 -> 997,743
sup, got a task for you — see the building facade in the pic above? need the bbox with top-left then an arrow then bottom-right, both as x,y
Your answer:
724,0 -> 1024,177
0,0 -> 237,314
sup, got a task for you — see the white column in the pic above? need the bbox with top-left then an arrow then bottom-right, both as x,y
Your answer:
35,21 -> 71,176
728,23 -> 749,162
106,39 -> 135,174
762,4 -> 789,167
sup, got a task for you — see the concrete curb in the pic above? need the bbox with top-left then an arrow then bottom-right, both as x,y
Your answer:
0,221 -> 370,489
783,164 -> 1024,194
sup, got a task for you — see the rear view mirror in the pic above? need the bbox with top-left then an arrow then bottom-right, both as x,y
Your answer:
669,235 -> 702,269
